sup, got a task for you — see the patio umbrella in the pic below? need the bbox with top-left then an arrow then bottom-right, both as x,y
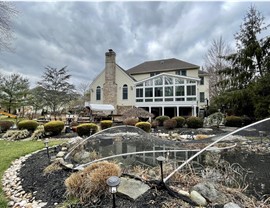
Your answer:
122,107 -> 154,119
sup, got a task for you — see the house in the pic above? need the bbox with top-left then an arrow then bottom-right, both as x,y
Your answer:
88,49 -> 209,118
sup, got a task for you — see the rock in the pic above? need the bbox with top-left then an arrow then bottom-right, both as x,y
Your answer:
7,201 -> 15,207
224,202 -> 241,208
65,164 -> 74,169
190,190 -> 207,206
56,151 -> 66,158
117,177 -> 150,200
191,182 -> 228,204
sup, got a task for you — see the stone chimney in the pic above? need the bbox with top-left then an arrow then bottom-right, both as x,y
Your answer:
103,49 -> 117,107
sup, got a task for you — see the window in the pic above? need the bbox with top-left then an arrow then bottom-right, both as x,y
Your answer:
145,80 -> 153,86
175,78 -> 184,84
150,72 -> 160,77
136,88 -> 143,97
200,92 -> 205,102
155,87 -> 163,97
96,86 -> 101,100
122,84 -> 128,100
187,85 -> 196,96
154,77 -> 163,85
175,86 -> 185,96
176,69 -> 187,76
200,76 -> 204,85
164,76 -> 173,85
145,88 -> 153,97
165,86 -> 173,96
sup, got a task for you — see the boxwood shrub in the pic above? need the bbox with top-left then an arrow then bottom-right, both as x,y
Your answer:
135,122 -> 151,132
44,121 -> 65,136
0,120 -> 14,132
186,116 -> 204,128
225,116 -> 243,127
155,116 -> 170,126
163,119 -> 177,130
77,123 -> 98,137
172,116 -> 185,128
100,120 -> 113,130
18,120 -> 38,132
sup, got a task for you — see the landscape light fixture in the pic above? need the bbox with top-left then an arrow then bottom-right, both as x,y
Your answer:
106,176 -> 120,208
156,156 -> 166,184
90,128 -> 93,136
259,131 -> 265,144
44,138 -> 50,160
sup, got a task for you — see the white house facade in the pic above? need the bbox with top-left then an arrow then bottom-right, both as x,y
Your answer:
88,49 -> 209,118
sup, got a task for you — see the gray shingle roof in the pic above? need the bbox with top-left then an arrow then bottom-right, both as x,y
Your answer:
127,58 -> 199,75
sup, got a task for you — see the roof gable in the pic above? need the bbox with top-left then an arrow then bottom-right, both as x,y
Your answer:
127,58 -> 199,75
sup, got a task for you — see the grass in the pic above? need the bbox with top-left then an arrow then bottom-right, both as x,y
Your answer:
0,139 -> 66,208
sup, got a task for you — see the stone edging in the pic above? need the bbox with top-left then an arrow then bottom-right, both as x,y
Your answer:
2,149 -> 48,208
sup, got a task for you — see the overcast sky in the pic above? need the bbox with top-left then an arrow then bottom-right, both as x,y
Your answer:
0,1 -> 270,91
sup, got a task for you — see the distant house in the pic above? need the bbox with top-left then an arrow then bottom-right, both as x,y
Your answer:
88,49 -> 209,118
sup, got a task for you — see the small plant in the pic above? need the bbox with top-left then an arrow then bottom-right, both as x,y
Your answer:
100,120 -> 113,130
65,161 -> 121,203
44,121 -> 65,136
225,116 -> 243,127
172,116 -> 185,128
0,120 -> 14,132
123,118 -> 139,126
208,112 -> 224,128
18,120 -> 38,132
31,125 -> 45,140
135,122 -> 151,132
163,119 -> 177,130
155,116 -> 170,126
186,116 -> 204,128
77,123 -> 98,137
2,129 -> 30,141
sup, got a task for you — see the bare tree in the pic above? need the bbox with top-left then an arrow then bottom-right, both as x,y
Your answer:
204,36 -> 232,100
0,2 -> 18,52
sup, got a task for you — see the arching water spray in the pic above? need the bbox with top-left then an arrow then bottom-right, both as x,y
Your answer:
163,117 -> 270,183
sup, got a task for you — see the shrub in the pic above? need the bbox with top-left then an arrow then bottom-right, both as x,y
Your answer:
172,116 -> 185,128
70,121 -> 78,127
0,120 -> 14,132
123,118 -> 139,126
100,120 -> 113,130
155,116 -> 170,126
135,122 -> 151,132
44,121 -> 65,136
77,123 -> 98,137
163,119 -> 177,130
207,112 -> 224,128
186,116 -> 203,128
225,116 -> 243,127
151,120 -> 159,129
18,120 -> 38,132
31,125 -> 45,140
65,161 -> 121,202
241,115 -> 252,126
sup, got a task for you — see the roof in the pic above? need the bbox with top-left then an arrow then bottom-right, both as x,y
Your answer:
127,58 -> 200,75
85,103 -> 115,111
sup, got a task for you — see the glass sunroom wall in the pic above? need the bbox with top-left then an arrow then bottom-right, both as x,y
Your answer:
135,74 -> 197,104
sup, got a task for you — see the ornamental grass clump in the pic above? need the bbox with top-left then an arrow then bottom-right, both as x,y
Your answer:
44,121 -> 65,136
77,123 -> 98,137
100,120 -> 113,130
18,120 -> 38,132
123,118 -> 139,126
135,122 -> 151,132
65,161 -> 121,203
31,125 -> 45,140
2,129 -> 30,141
0,120 -> 14,132
172,116 -> 185,128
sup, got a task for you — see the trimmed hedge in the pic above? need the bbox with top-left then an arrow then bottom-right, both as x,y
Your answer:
100,120 -> 113,130
164,119 -> 177,130
77,123 -> 98,137
135,122 -> 151,132
186,116 -> 204,128
18,120 -> 38,132
44,121 -> 65,136
155,116 -> 170,126
225,116 -> 243,127
172,116 -> 185,128
0,120 -> 14,132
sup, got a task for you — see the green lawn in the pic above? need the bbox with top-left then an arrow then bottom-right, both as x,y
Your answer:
0,139 -> 65,207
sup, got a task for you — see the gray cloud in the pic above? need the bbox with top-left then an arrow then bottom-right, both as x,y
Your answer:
0,1 -> 269,90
